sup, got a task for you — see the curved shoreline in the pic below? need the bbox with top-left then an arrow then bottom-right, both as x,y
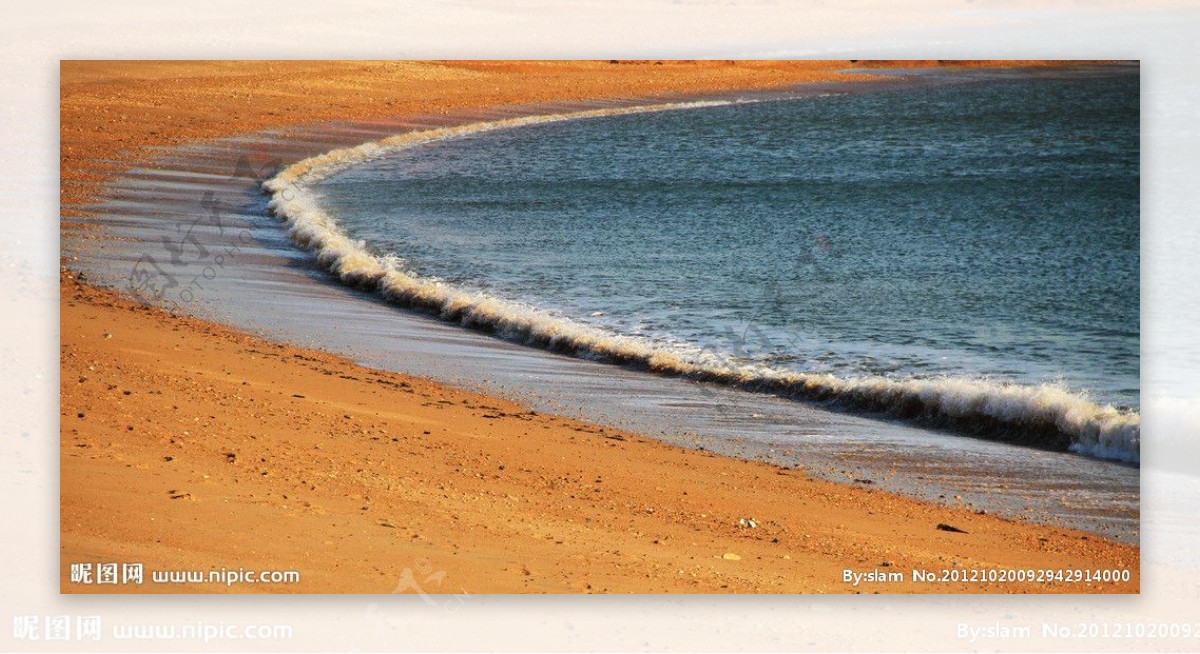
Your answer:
263,96 -> 1139,463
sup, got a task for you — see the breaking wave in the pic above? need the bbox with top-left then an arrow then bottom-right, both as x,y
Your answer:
262,101 -> 1140,464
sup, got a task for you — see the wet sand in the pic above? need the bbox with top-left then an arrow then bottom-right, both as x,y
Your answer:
60,60 -> 1138,593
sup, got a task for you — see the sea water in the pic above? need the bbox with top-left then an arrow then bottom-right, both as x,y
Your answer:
279,69 -> 1139,461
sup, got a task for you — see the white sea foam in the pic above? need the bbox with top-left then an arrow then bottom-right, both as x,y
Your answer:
263,101 -> 1140,464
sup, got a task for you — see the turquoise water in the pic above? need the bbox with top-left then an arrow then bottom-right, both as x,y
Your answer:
302,70 -> 1139,458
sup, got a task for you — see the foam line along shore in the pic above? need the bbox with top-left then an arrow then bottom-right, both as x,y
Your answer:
262,95 -> 1138,463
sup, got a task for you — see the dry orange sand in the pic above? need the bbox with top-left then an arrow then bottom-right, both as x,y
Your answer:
60,61 -> 1138,593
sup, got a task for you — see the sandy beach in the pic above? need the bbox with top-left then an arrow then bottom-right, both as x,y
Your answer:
60,60 -> 1139,594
